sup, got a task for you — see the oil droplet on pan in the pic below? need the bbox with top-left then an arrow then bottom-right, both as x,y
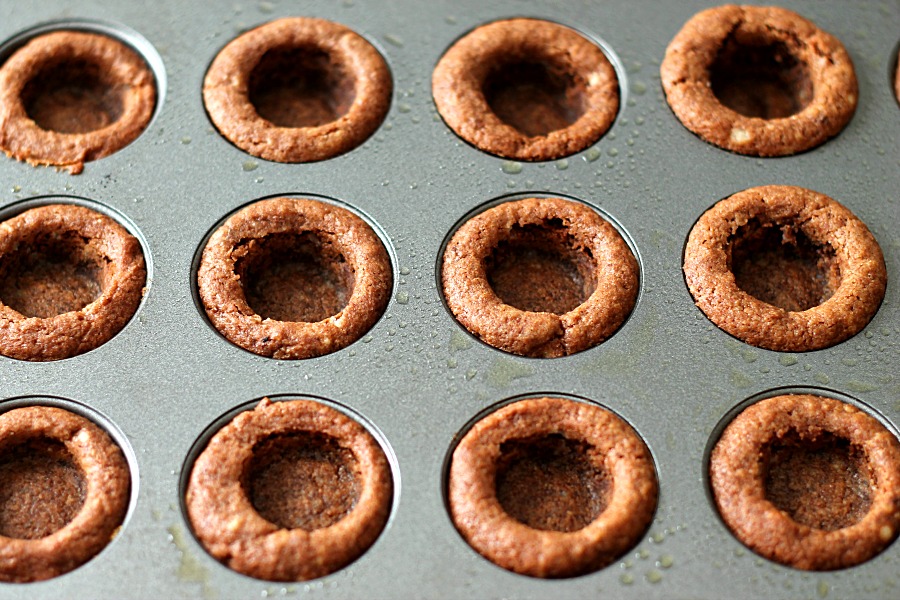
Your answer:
501,160 -> 523,174
584,147 -> 601,162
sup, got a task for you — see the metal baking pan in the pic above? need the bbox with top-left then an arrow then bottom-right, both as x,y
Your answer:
0,0 -> 897,597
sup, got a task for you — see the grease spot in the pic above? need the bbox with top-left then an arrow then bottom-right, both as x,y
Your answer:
484,358 -> 533,387
168,524 -> 217,599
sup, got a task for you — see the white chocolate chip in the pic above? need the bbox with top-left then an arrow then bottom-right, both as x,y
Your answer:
588,71 -> 602,87
880,525 -> 893,541
226,516 -> 245,532
730,128 -> 752,144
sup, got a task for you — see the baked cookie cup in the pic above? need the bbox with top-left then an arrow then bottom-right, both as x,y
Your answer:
433,18 -> 618,161
0,405 -> 130,582
185,398 -> 392,581
0,203 -> 147,361
204,17 -> 391,163
683,185 -> 885,352
0,30 -> 156,173
442,197 -> 638,358
710,394 -> 900,570
197,197 -> 391,359
448,397 -> 657,578
661,5 -> 857,156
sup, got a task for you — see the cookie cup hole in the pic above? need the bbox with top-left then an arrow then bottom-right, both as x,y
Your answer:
495,434 -> 609,532
235,231 -> 354,323
0,201 -> 148,361
203,18 -> 391,163
682,185 -> 886,352
183,398 -> 394,582
195,197 -> 392,360
0,27 -> 160,173
710,37 -> 813,119
245,432 -> 361,531
730,219 -> 841,312
0,402 -> 133,583
660,6 -> 858,156
432,18 -> 620,161
486,223 -> 597,315
0,228 -> 114,318
764,431 -> 871,531
483,59 -> 586,137
248,46 -> 355,128
0,438 -> 87,539
22,57 -> 125,133
441,196 -> 639,358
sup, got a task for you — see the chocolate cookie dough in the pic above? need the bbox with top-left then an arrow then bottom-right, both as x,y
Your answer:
186,398 -> 392,581
204,17 -> 391,162
442,197 -> 637,357
197,197 -> 391,359
0,405 -> 130,582
433,18 -> 618,161
710,394 -> 900,570
661,5 -> 857,156
0,204 -> 147,361
448,397 -> 657,578
0,31 -> 156,174
683,185 -> 885,351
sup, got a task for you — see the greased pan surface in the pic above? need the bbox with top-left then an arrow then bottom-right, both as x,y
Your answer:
0,0 -> 898,598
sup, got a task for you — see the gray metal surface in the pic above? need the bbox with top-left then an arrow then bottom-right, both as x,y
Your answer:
0,0 -> 897,598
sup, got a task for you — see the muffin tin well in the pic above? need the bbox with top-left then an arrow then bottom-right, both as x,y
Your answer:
0,1 -> 897,598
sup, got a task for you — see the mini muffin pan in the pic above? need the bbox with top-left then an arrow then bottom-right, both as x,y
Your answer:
0,0 -> 897,598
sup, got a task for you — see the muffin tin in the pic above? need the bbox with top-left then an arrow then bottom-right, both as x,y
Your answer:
0,0 -> 897,598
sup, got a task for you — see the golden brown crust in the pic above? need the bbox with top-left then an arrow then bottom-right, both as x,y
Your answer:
197,198 -> 391,359
710,394 -> 900,570
432,18 -> 618,161
660,5 -> 857,156
0,204 -> 147,361
0,31 -> 155,174
683,185 -> 886,352
185,398 -> 392,581
203,18 -> 391,163
448,397 -> 657,578
0,406 -> 130,582
442,198 -> 637,357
